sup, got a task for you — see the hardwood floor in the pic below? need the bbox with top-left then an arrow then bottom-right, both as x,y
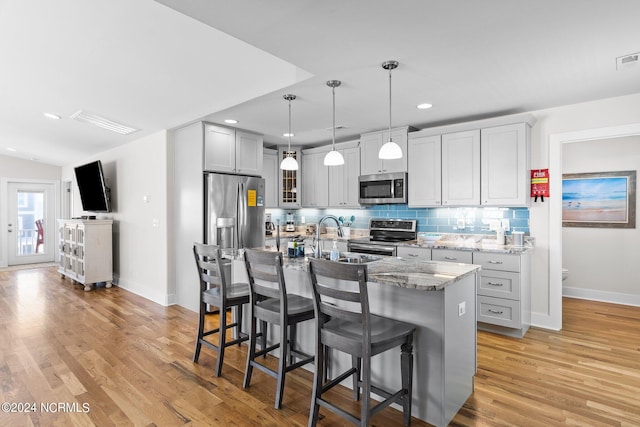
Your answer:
1,266 -> 639,426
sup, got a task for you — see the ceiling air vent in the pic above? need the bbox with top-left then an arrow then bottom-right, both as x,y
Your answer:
70,110 -> 139,135
616,52 -> 639,70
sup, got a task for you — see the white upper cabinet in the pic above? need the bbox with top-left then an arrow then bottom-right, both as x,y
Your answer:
360,127 -> 411,175
278,147 -> 302,208
408,134 -> 441,207
236,130 -> 264,175
328,145 -> 361,207
262,148 -> 278,208
480,123 -> 530,206
204,123 -> 263,175
442,129 -> 481,206
302,149 -> 329,208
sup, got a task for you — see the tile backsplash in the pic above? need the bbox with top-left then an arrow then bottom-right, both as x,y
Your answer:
267,205 -> 530,235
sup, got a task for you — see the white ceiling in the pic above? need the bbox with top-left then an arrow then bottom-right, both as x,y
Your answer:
2,0 -> 639,166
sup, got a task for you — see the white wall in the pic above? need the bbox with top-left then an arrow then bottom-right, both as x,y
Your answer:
61,131 -> 171,305
0,156 -> 61,267
528,92 -> 640,329
561,136 -> 640,304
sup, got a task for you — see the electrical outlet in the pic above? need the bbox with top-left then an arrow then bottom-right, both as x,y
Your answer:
501,219 -> 510,231
458,301 -> 466,317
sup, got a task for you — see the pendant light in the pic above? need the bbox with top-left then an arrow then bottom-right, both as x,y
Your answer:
280,94 -> 299,170
324,80 -> 345,166
378,60 -> 403,160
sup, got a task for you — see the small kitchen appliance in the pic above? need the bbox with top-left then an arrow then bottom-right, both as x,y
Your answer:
285,212 -> 296,232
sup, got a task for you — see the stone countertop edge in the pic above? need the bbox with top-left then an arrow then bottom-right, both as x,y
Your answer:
225,248 -> 480,292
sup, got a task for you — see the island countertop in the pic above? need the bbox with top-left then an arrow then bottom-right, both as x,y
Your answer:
227,248 -> 480,292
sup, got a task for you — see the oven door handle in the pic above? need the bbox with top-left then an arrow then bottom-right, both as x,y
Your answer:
348,243 -> 397,253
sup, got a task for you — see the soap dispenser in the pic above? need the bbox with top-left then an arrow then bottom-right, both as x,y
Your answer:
330,240 -> 340,261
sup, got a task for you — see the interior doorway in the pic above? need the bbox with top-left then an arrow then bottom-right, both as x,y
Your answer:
549,122 -> 640,330
6,182 -> 56,265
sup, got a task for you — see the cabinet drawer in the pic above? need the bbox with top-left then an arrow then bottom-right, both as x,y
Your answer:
477,296 -> 521,329
432,249 -> 472,264
478,270 -> 520,300
473,252 -> 520,272
397,246 -> 431,261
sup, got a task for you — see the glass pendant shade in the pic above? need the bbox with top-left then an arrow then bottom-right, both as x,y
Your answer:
324,149 -> 344,166
379,139 -> 403,159
280,153 -> 298,170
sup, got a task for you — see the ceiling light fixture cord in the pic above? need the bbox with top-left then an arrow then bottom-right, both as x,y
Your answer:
332,84 -> 336,150
388,64 -> 392,137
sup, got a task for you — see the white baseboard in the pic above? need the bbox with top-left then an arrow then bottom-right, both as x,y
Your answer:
530,312 -> 561,331
562,286 -> 640,307
114,274 -> 172,306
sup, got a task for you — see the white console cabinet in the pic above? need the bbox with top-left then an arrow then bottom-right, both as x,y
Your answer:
58,219 -> 113,291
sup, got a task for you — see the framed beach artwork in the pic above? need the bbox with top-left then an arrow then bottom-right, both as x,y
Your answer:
562,170 -> 636,228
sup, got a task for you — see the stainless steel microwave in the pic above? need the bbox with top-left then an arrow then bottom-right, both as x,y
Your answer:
358,172 -> 407,204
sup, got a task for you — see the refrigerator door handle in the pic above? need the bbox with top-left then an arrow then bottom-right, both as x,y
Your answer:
238,182 -> 246,248
236,182 -> 242,249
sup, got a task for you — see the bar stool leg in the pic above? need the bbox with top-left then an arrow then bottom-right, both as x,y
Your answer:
401,340 -> 414,426
308,343 -> 324,427
275,325 -> 288,409
214,306 -> 227,377
352,355 -> 361,401
361,356 -> 371,426
193,301 -> 205,363
261,321 -> 267,358
243,312 -> 257,388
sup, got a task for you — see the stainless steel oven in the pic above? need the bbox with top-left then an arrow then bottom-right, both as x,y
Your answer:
358,172 -> 407,204
347,219 -> 417,256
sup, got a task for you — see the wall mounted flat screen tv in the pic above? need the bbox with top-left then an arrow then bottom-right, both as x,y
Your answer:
74,160 -> 111,212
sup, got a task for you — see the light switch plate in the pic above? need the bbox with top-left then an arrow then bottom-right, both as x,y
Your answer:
458,301 -> 466,317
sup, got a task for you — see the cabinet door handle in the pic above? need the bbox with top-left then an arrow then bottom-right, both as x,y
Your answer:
487,282 -> 504,286
488,309 -> 504,314
488,260 -> 503,264
444,256 -> 457,260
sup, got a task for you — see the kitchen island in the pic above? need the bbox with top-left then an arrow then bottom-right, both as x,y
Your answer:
233,251 -> 480,427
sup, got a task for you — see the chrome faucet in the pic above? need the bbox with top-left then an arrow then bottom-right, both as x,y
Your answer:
314,215 -> 343,258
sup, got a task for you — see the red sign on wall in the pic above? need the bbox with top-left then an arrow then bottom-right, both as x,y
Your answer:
531,169 -> 549,201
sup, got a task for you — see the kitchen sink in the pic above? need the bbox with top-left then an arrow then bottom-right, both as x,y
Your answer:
337,254 -> 382,264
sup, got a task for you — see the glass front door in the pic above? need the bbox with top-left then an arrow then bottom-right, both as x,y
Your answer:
7,182 -> 55,265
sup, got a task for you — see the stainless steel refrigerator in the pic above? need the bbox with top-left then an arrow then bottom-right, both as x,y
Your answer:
205,172 -> 265,250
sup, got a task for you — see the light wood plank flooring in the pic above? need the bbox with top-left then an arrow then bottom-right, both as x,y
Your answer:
1,266 -> 639,426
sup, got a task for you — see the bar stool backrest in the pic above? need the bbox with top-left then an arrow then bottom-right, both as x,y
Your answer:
193,242 -> 228,300
307,258 -> 371,347
243,249 -> 288,314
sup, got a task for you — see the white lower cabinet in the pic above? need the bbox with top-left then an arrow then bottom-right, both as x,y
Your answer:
431,249 -> 473,264
58,219 -> 113,291
397,246 -> 431,261
473,251 -> 530,337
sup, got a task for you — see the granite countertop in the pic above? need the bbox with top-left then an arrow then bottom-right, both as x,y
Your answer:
399,233 -> 535,254
227,247 -> 480,292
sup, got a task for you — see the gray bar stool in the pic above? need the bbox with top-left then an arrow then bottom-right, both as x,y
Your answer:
192,243 -> 250,377
307,258 -> 416,426
243,248 -> 315,409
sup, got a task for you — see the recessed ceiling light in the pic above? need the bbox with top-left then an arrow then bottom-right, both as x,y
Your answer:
283,133 -> 294,137
7,147 -> 17,152
43,112 -> 61,120
224,119 -> 238,124
417,103 -> 433,109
